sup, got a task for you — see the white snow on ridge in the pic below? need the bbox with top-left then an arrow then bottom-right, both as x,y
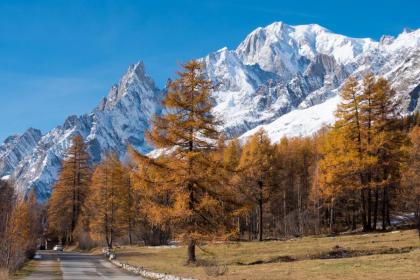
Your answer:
240,95 -> 339,142
1,175 -> 10,181
236,21 -> 377,74
0,21 -> 418,199
207,22 -> 419,137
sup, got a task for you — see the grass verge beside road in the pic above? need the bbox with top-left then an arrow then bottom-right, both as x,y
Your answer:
12,261 -> 38,279
111,230 -> 420,280
13,253 -> 62,280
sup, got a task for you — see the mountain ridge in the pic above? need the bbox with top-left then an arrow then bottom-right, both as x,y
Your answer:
1,21 -> 419,200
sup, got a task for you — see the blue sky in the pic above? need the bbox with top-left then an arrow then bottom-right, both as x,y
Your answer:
0,0 -> 419,142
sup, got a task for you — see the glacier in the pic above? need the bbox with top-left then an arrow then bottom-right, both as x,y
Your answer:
0,21 -> 419,201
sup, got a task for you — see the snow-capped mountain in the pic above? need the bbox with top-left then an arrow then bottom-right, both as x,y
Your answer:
6,62 -> 163,200
204,22 -> 419,136
1,22 -> 419,200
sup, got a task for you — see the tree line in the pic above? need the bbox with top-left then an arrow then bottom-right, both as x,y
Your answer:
47,61 -> 419,263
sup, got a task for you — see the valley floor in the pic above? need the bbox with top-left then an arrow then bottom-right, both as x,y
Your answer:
111,229 -> 420,280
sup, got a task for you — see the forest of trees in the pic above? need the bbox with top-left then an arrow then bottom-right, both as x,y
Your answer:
0,180 -> 42,274
44,61 -> 419,263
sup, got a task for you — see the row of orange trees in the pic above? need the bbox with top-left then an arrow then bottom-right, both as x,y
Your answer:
47,61 -> 419,263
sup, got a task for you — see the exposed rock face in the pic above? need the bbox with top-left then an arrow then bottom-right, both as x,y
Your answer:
0,128 -> 42,177
6,62 -> 163,200
1,22 -> 419,200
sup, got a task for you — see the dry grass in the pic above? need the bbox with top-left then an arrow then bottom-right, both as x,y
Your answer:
13,257 -> 62,280
12,261 -> 38,279
113,230 -> 420,280
225,250 -> 420,280
0,268 -> 11,280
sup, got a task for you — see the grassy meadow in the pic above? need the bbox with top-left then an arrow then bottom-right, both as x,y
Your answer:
110,230 -> 420,280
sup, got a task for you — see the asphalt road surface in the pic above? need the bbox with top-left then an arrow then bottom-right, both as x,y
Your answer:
23,250 -> 143,280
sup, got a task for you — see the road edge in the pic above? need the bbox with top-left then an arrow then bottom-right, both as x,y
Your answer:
106,258 -> 197,280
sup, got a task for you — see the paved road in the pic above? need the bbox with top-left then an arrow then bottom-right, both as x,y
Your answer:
24,251 -> 143,280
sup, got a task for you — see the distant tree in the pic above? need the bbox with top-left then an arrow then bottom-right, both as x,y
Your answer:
0,180 -> 14,237
48,135 -> 91,243
370,78 -> 406,230
87,154 -> 125,248
0,187 -> 40,273
318,128 -> 359,232
236,129 -> 274,241
221,138 -> 245,238
401,126 -> 420,237
359,73 -> 376,229
129,151 -> 173,246
222,138 -> 241,172
333,77 -> 374,231
318,75 -> 408,232
286,137 -> 316,235
120,164 -> 138,246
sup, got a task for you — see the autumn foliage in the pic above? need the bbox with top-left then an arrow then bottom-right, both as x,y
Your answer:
48,135 -> 91,244
0,181 -> 41,274
45,65 -> 418,265
130,61 -> 232,263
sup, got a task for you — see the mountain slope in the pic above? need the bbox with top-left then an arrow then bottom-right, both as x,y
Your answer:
10,62 -> 163,200
1,22 -> 419,199
0,128 -> 42,178
204,22 -> 419,138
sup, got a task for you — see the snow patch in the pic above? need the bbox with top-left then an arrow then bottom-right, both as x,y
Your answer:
240,95 -> 339,142
1,175 -> 10,181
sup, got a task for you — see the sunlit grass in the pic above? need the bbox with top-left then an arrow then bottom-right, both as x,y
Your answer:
113,229 -> 420,279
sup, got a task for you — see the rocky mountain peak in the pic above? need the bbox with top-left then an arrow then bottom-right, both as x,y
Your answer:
1,22 -> 419,200
99,61 -> 158,112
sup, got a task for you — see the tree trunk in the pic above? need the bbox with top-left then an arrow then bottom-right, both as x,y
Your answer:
258,201 -> 263,241
6,241 -> 12,269
128,209 -> 133,245
361,189 -> 368,231
373,187 -> 379,230
187,239 -> 196,264
128,178 -> 133,246
416,209 -> 420,239
246,215 -> 251,241
386,189 -> 391,227
352,210 -> 357,230
237,217 -> 241,239
330,198 -> 335,233
128,231 -> 132,246
106,233 -> 110,249
258,180 -> 263,241
109,225 -> 113,249
283,190 -> 287,237
367,189 -> 372,230
316,196 -> 321,234
382,187 -> 387,231
297,182 -> 302,235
